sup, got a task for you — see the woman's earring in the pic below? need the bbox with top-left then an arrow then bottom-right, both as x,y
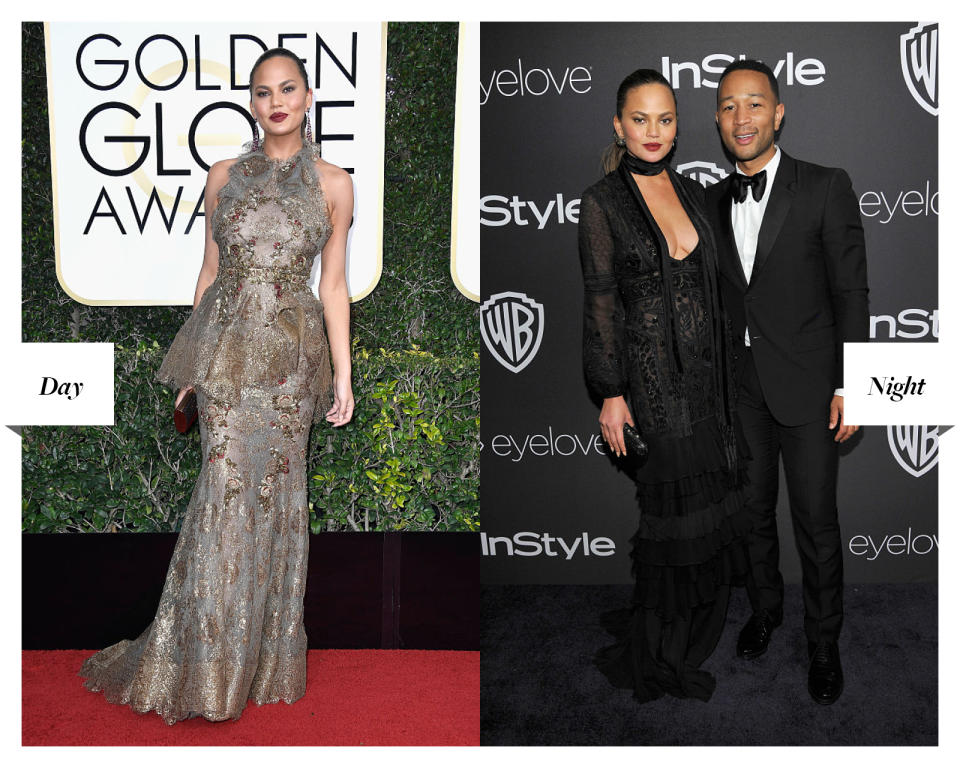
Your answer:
615,133 -> 626,147
305,111 -> 313,143
252,119 -> 260,152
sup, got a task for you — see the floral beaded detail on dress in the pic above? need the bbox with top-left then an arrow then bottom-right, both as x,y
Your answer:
80,143 -> 332,725
156,142 -> 333,417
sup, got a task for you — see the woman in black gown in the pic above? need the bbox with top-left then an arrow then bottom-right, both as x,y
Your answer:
578,69 -> 750,702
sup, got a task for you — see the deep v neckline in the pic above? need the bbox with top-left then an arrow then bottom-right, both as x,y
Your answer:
626,170 -> 700,261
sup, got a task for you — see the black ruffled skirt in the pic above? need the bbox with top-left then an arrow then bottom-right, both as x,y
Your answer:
595,414 -> 751,703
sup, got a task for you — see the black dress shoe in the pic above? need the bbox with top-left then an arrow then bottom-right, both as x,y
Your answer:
736,612 -> 778,659
807,641 -> 844,705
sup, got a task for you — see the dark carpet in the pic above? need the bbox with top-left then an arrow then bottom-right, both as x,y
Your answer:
481,583 -> 937,745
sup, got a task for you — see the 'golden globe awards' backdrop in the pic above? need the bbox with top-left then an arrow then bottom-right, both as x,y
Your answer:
451,21 -> 480,303
45,22 -> 386,305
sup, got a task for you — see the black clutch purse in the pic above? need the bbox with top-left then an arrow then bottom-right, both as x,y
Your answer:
174,389 -> 198,433
623,423 -> 649,465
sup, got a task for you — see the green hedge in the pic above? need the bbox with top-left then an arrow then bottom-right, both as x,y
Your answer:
20,22 -> 479,533
22,342 -> 478,533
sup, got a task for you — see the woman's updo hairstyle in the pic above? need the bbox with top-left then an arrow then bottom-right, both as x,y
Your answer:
600,68 -> 677,174
249,48 -> 312,137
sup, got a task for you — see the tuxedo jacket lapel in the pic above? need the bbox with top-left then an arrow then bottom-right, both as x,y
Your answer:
753,151 -> 798,278
715,176 -> 749,290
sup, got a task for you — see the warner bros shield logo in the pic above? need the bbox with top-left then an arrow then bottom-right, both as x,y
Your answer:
887,425 -> 939,478
481,291 -> 545,373
676,160 -> 729,188
901,22 -> 938,116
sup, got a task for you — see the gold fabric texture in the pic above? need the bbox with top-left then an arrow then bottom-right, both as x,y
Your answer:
156,142 -> 333,417
79,143 -> 333,725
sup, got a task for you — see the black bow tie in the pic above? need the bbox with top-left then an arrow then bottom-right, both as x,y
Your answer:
732,170 -> 767,203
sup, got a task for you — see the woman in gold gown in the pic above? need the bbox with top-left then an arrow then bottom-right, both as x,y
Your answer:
80,48 -> 354,724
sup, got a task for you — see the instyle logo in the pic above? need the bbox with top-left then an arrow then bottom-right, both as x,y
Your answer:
480,60 -> 591,105
859,182 -> 938,223
480,193 -> 579,229
481,291 -> 545,373
848,528 -> 938,560
482,427 -> 605,461
676,160 -> 729,188
481,531 -> 616,559
661,52 -> 825,89
901,22 -> 938,116
888,425 -> 939,478
870,309 -> 938,340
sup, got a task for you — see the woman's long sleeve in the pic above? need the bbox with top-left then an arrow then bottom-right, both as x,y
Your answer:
579,189 -> 627,399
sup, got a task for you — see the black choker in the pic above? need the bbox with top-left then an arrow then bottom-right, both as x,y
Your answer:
620,149 -> 670,176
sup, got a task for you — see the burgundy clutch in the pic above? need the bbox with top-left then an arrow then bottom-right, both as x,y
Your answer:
174,390 -> 198,433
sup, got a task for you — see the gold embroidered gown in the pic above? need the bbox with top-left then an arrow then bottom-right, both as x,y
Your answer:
79,143 -> 334,725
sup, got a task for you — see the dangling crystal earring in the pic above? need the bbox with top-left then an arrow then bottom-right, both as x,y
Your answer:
305,111 -> 313,143
615,133 -> 626,147
252,119 -> 260,152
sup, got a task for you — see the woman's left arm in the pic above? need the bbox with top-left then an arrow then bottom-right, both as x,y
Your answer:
317,164 -> 355,427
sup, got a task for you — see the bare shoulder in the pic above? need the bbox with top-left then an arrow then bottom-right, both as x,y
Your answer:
314,158 -> 351,187
314,158 -> 353,204
207,157 -> 238,188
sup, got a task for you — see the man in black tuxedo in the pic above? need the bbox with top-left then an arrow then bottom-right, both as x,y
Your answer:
705,60 -> 868,705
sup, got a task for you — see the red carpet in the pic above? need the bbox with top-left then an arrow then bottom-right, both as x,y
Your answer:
22,649 -> 479,745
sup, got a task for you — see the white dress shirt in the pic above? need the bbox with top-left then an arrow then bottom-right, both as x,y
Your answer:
731,147 -> 842,398
731,146 -> 781,347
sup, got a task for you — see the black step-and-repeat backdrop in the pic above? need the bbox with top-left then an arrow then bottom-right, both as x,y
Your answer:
481,22 -> 938,585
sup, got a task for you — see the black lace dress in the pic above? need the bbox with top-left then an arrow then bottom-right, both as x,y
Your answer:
578,162 -> 751,702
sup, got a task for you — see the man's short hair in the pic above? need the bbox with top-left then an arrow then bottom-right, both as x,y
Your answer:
718,59 -> 780,103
